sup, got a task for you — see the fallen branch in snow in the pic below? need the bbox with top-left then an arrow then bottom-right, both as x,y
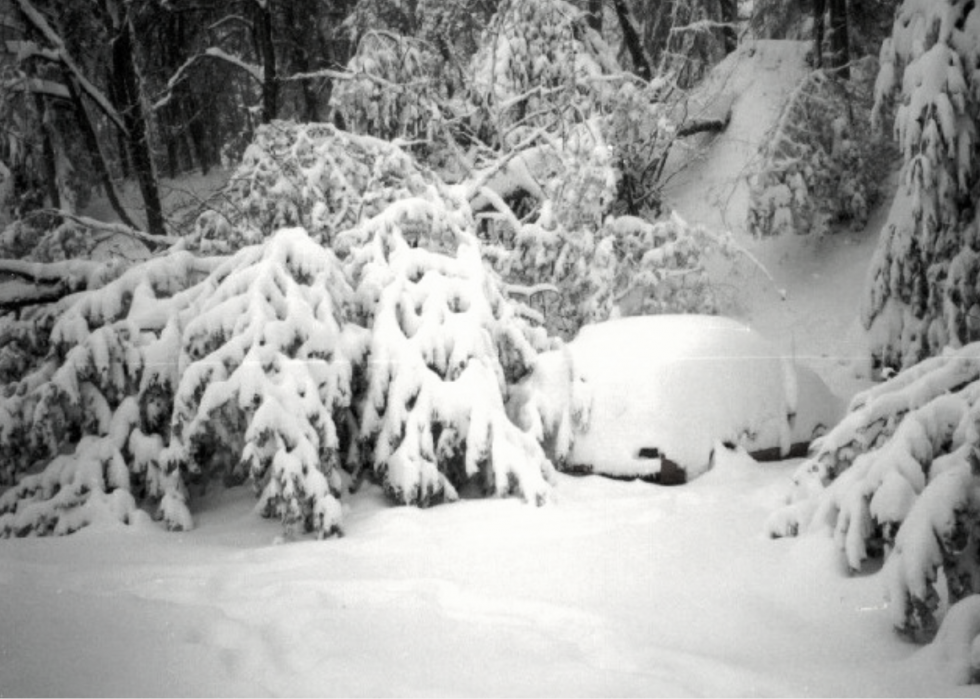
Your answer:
676,111 -> 732,138
0,280 -> 69,313
0,257 -> 102,287
43,211 -> 179,249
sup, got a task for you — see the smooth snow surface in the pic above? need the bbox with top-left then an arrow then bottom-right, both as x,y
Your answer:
0,459 -> 969,697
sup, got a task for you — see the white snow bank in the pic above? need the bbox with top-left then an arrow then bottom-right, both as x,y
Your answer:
510,315 -> 844,481
912,595 -> 980,686
0,466 -> 960,696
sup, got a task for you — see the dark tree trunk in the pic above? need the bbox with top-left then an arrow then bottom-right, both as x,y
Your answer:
828,0 -> 850,79
111,16 -> 166,237
813,0 -> 826,68
642,0 -> 676,66
719,0 -> 737,54
254,1 -> 278,123
319,0 -> 352,110
614,0 -> 652,81
33,93 -> 60,210
182,97 -> 212,175
106,70 -> 133,179
64,72 -> 137,229
588,0 -> 603,31
283,0 -> 318,121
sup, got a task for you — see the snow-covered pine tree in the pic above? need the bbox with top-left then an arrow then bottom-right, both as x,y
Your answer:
767,342 -> 980,646
863,0 -> 980,370
0,229 -> 363,537
338,189 -> 555,506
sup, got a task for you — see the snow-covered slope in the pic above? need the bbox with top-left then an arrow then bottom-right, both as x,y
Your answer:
663,40 -> 884,399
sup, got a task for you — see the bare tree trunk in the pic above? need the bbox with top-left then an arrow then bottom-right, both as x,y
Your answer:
613,0 -> 652,81
253,0 -> 278,123
828,0 -> 850,79
33,93 -> 60,210
283,0 -> 318,121
106,69 -> 132,179
64,72 -> 137,229
111,13 -> 166,237
813,0 -> 826,69
719,0 -> 737,54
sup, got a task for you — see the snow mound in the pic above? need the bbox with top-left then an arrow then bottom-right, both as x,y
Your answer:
509,315 -> 844,481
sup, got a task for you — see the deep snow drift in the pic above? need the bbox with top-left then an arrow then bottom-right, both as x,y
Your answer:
0,41 -> 971,697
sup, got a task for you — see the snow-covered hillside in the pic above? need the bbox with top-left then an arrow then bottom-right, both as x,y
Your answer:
1,39 -> 973,697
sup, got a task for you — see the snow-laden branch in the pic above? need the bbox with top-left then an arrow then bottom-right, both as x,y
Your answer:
2,76 -> 69,99
0,257 -> 102,288
669,20 -> 737,35
154,47 -> 263,110
14,0 -> 127,134
47,211 -> 180,248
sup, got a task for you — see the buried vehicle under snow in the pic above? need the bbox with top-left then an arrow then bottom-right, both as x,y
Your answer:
508,315 -> 845,484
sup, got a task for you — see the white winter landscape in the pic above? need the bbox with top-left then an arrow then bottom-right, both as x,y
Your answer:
3,2 -> 980,696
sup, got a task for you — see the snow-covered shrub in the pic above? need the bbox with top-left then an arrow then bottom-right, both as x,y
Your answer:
748,69 -> 890,237
1,128 -> 558,537
489,210 -> 736,339
468,0 -> 620,147
0,229 -> 367,536
768,342 -> 980,645
0,250 -> 219,529
168,229 -> 365,536
862,0 -> 980,370
603,80 -> 676,217
331,32 -> 448,143
193,121 -> 435,252
339,193 -> 555,505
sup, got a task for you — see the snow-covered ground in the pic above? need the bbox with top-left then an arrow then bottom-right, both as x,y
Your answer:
1,41 -> 969,696
0,452 -> 968,697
